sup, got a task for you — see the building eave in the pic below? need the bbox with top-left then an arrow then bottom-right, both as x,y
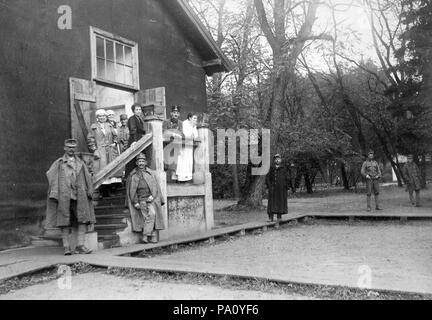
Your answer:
161,0 -> 232,76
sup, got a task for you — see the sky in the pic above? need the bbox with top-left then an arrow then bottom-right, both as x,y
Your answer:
192,0 -> 389,72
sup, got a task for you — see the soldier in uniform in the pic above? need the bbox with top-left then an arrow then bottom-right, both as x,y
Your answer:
126,153 -> 166,243
117,114 -> 130,153
361,150 -> 382,211
45,139 -> 95,255
163,105 -> 183,132
265,154 -> 294,222
402,155 -> 422,207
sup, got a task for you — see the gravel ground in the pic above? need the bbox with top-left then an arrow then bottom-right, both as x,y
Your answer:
0,270 -> 314,300
147,220 -> 432,295
214,185 -> 432,227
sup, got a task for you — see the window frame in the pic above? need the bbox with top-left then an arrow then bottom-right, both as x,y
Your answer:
90,26 -> 140,90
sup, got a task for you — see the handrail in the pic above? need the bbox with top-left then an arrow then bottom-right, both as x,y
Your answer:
93,133 -> 153,189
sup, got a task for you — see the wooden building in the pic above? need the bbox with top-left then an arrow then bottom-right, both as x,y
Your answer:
0,0 -> 230,249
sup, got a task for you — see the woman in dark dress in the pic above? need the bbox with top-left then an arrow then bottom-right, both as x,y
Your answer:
125,103 -> 146,179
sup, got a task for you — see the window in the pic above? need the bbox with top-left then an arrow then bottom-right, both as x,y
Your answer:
90,27 -> 139,89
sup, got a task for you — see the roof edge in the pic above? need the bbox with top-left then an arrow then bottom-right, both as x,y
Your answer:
175,0 -> 232,75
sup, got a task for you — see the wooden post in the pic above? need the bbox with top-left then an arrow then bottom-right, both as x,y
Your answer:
144,115 -> 168,233
196,124 -> 214,231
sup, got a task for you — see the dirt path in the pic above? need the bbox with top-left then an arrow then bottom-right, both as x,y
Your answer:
0,272 -> 313,300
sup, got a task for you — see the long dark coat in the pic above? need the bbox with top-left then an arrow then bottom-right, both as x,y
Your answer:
126,167 -> 166,232
403,162 -> 421,191
266,165 -> 293,215
45,155 -> 96,228
127,115 -> 146,146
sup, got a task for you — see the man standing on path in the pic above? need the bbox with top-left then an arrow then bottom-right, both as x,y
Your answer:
126,153 -> 166,243
361,150 -> 382,211
45,139 -> 95,255
402,155 -> 422,207
266,154 -> 294,222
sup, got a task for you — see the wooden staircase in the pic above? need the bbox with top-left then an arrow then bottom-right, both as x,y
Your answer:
93,189 -> 129,248
91,133 -> 153,248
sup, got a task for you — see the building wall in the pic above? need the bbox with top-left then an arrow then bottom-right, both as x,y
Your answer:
0,0 -> 207,209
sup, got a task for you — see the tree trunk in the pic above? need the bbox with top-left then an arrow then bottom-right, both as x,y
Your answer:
238,174 -> 266,208
232,163 -> 240,199
238,0 -> 320,208
340,163 -> 350,190
420,154 -> 427,189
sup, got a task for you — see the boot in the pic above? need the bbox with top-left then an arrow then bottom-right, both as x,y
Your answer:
409,190 -> 415,205
140,235 -> 150,244
267,214 -> 274,222
64,247 -> 72,256
366,196 -> 371,212
415,191 -> 421,207
375,195 -> 382,210
277,214 -> 282,221
74,224 -> 92,254
61,227 -> 72,255
74,245 -> 92,254
149,233 -> 158,243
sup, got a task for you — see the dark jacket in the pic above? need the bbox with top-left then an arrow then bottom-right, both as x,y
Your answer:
266,165 -> 293,215
402,162 -> 421,191
127,115 -> 146,146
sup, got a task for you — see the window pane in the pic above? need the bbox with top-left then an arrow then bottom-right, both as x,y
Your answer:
115,64 -> 125,84
124,46 -> 133,66
97,58 -> 105,78
96,37 -> 104,58
116,43 -> 124,64
107,61 -> 115,81
124,66 -> 133,85
106,40 -> 114,61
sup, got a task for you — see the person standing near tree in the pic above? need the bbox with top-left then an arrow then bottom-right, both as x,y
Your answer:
45,139 -> 95,255
402,155 -> 422,207
266,154 -> 294,222
361,150 -> 382,211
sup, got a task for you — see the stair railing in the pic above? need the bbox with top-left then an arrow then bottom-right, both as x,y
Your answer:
93,133 -> 153,189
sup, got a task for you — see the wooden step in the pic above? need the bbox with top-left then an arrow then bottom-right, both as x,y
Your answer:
94,223 -> 128,236
96,214 -> 128,225
93,195 -> 126,206
95,205 -> 128,215
97,234 -> 121,249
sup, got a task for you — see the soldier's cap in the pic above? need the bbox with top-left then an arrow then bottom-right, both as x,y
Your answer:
136,153 -> 147,161
64,138 -> 78,148
120,114 -> 128,120
171,105 -> 181,112
273,153 -> 282,159
95,109 -> 107,116
107,110 -> 115,116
